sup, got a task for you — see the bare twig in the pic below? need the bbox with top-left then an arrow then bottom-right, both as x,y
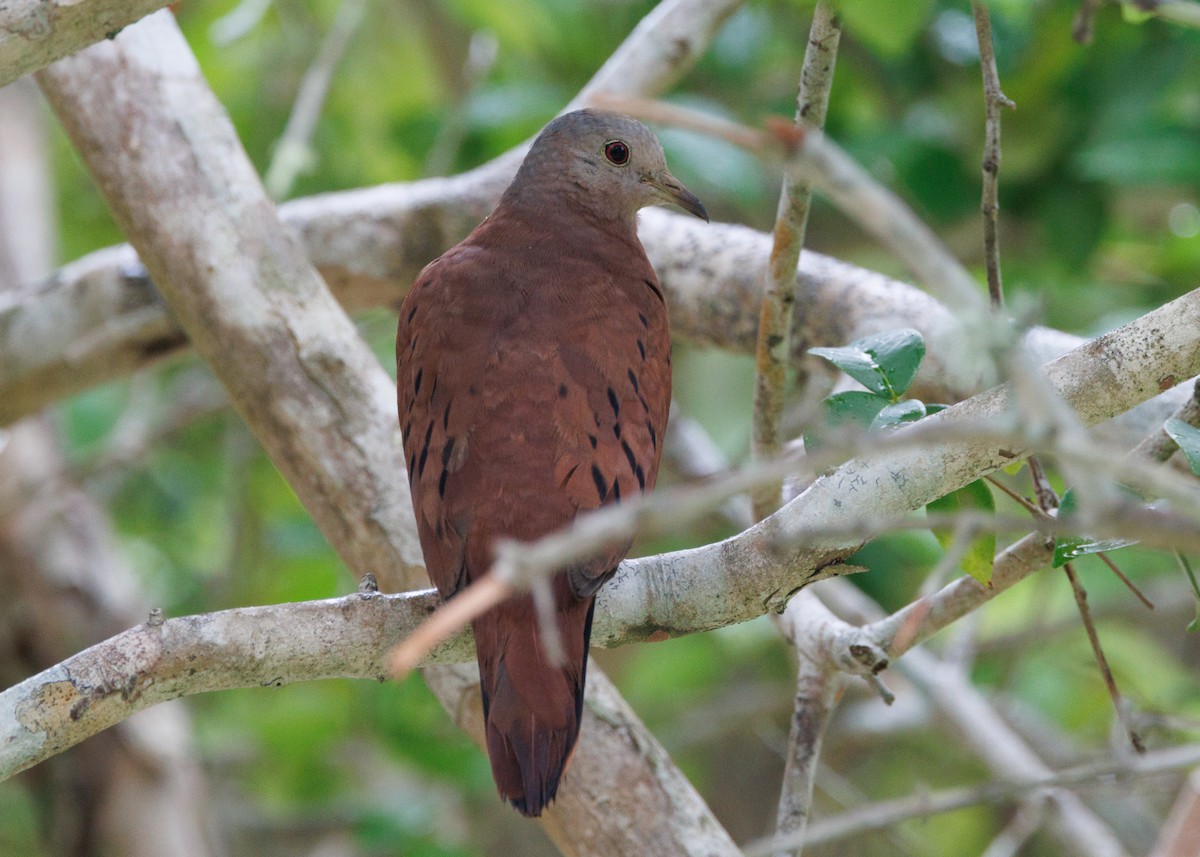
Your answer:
263,0 -> 369,200
388,575 -> 509,676
744,741 -> 1200,855
972,1 -> 1016,308
1029,450 -> 1145,752
1064,561 -> 1146,752
751,0 -> 841,521
1074,0 -> 1106,42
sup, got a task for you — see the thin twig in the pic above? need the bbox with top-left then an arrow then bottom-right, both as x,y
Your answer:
985,474 -> 1043,515
1029,457 -> 1146,753
1095,550 -> 1154,610
743,742 -> 1200,855
1073,0 -> 1106,42
972,1 -> 1015,309
263,0 -> 369,200
751,0 -> 841,522
1062,561 -> 1146,752
388,574 -> 510,676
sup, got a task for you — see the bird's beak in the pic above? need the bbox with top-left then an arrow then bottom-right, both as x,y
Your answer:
645,173 -> 709,222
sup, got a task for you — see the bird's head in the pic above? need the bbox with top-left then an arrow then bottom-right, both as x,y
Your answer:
509,108 -> 709,226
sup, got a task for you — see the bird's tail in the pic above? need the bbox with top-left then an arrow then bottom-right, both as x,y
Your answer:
474,593 -> 595,817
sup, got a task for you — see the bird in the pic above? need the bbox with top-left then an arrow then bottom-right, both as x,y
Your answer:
396,108 -> 707,817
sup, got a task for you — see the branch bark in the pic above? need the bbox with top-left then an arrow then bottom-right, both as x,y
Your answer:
0,0 -> 169,89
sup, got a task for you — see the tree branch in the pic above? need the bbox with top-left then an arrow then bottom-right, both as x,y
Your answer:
0,0 -> 169,89
750,0 -> 841,520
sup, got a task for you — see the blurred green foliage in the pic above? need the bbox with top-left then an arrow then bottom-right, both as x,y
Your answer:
8,0 -> 1200,854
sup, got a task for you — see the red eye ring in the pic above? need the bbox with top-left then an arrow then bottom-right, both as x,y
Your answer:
604,140 -> 630,166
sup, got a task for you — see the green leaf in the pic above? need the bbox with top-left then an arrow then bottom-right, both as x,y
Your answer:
822,390 -> 891,427
1052,488 -> 1139,567
1164,419 -> 1200,475
804,391 -> 890,454
1176,552 -> 1200,633
1119,1 -> 1156,23
809,329 -> 926,401
928,480 -> 997,585
870,399 -> 927,431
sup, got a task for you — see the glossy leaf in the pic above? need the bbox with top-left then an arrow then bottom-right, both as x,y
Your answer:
870,399 -> 927,431
804,390 -> 889,454
809,328 -> 926,401
1164,419 -> 1200,475
1052,488 -> 1139,567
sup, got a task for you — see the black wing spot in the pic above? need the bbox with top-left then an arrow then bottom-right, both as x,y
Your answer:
637,339 -> 646,360
611,478 -> 622,502
627,368 -> 639,394
613,423 -> 622,439
638,393 -> 651,413
642,278 -> 665,304
588,433 -> 598,449
648,422 -> 658,451
558,384 -> 569,398
560,463 -> 580,489
408,452 -> 416,482
635,464 -> 646,491
591,464 -> 608,502
407,304 -> 418,323
443,401 -> 452,430
418,422 -> 434,476
438,469 -> 448,498
413,368 -> 423,396
607,387 -> 620,419
429,372 -> 438,401
621,440 -> 637,472
638,312 -> 649,328
441,437 -> 456,467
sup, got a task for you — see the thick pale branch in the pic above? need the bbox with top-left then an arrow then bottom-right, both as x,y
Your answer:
0,0 -> 168,89
37,13 -> 427,593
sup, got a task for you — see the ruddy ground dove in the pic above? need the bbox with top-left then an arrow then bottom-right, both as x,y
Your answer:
396,109 -> 707,816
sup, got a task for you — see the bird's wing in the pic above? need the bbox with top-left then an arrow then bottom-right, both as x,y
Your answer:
397,240 -> 671,601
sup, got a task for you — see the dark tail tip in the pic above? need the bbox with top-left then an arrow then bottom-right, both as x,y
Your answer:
486,713 -> 576,818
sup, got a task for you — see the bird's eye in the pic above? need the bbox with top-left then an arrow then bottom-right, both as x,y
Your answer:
604,140 -> 630,166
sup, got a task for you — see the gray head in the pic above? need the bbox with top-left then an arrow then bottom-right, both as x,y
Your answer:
502,109 -> 708,226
